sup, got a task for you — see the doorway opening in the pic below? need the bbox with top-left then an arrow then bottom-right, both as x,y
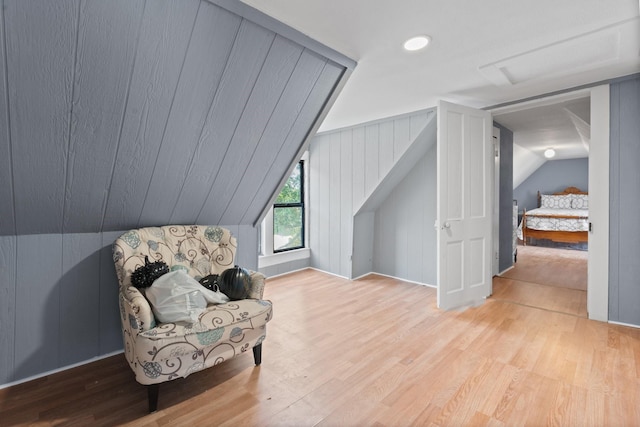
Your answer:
490,89 -> 600,317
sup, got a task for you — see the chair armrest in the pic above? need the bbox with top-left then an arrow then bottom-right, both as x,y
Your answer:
119,286 -> 155,333
247,271 -> 267,299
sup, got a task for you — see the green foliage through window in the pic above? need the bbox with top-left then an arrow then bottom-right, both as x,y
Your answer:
274,162 -> 304,252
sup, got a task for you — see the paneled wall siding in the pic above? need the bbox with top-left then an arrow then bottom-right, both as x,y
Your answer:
309,110 -> 434,279
0,0 -> 353,236
609,75 -> 640,326
373,145 -> 437,285
0,226 -> 258,385
0,0 -> 354,385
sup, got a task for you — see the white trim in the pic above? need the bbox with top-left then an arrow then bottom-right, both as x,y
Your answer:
260,152 -> 309,260
587,85 -> 609,322
0,350 -> 124,390
489,88 -> 592,115
351,271 -> 374,281
259,247 -> 310,268
608,320 -> 640,329
266,266 -> 348,280
307,267 -> 350,280
490,85 -> 610,323
263,266 -> 312,279
498,265 -> 515,276
273,266 -> 437,287
351,271 -> 437,288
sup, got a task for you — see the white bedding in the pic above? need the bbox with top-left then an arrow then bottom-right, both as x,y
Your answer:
517,207 -> 589,239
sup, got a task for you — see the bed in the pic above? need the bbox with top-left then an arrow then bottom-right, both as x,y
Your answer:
519,186 -> 589,245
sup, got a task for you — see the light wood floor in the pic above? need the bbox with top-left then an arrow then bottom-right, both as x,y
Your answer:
2,269 -> 639,426
502,244 -> 588,291
495,245 -> 588,317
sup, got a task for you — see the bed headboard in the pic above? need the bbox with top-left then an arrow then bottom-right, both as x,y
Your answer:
537,186 -> 588,207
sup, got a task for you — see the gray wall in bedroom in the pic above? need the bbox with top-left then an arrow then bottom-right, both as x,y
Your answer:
0,0 -> 353,386
309,110 -> 434,279
609,74 -> 640,326
0,0 -> 352,237
372,145 -> 437,285
0,226 -> 258,385
513,158 -> 589,211
495,122 -> 515,273
308,111 -> 513,284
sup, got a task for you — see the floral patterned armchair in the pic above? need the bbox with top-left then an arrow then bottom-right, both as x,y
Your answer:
112,225 -> 272,412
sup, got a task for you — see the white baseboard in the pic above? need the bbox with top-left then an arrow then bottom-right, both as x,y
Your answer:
265,267 -> 436,290
498,265 -> 514,275
307,267 -> 349,280
263,266 -> 313,279
608,320 -> 640,329
352,271 -> 436,288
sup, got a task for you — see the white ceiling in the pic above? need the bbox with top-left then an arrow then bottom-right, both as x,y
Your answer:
494,95 -> 591,160
240,0 -> 640,140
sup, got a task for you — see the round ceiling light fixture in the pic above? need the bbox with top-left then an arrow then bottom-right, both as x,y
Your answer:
544,148 -> 556,159
403,35 -> 431,51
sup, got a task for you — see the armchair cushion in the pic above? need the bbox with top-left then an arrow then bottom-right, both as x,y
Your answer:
129,298 -> 271,384
113,225 -> 272,393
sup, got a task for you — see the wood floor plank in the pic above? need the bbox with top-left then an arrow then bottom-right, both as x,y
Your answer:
504,244 -> 588,290
2,269 -> 640,426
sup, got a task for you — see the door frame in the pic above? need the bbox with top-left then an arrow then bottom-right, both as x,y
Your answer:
489,85 -> 610,322
492,126 -> 501,277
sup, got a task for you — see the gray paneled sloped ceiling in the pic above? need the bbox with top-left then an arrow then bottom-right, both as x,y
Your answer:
0,0 -> 354,236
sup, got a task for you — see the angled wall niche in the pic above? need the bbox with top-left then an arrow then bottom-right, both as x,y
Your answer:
309,109 -> 436,281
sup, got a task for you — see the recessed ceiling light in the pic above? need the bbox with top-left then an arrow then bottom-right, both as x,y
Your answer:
544,148 -> 556,159
403,35 -> 431,51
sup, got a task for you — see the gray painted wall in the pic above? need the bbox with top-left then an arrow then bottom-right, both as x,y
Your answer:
309,110 -> 434,279
494,123 -> 514,272
370,120 -> 514,280
0,0 -> 354,386
0,226 -> 258,385
513,158 -> 589,211
373,145 -> 437,285
309,110 -> 516,284
0,0 -> 352,237
609,75 -> 640,326
352,212 -> 376,278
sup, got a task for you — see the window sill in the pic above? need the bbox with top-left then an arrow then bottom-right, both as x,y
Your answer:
259,248 -> 310,268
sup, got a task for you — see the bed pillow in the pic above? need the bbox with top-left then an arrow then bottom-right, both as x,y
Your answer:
571,194 -> 588,209
540,194 -> 573,209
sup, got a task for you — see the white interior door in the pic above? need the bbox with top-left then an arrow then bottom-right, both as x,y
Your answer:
437,101 -> 493,310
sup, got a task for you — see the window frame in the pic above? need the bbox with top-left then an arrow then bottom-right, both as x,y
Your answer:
259,153 -> 310,270
272,160 -> 305,253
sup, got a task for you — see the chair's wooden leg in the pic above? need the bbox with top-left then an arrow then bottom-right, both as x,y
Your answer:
253,343 -> 262,366
148,384 -> 160,413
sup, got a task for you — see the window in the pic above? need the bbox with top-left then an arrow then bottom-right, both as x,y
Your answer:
258,154 -> 310,269
273,161 -> 304,252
